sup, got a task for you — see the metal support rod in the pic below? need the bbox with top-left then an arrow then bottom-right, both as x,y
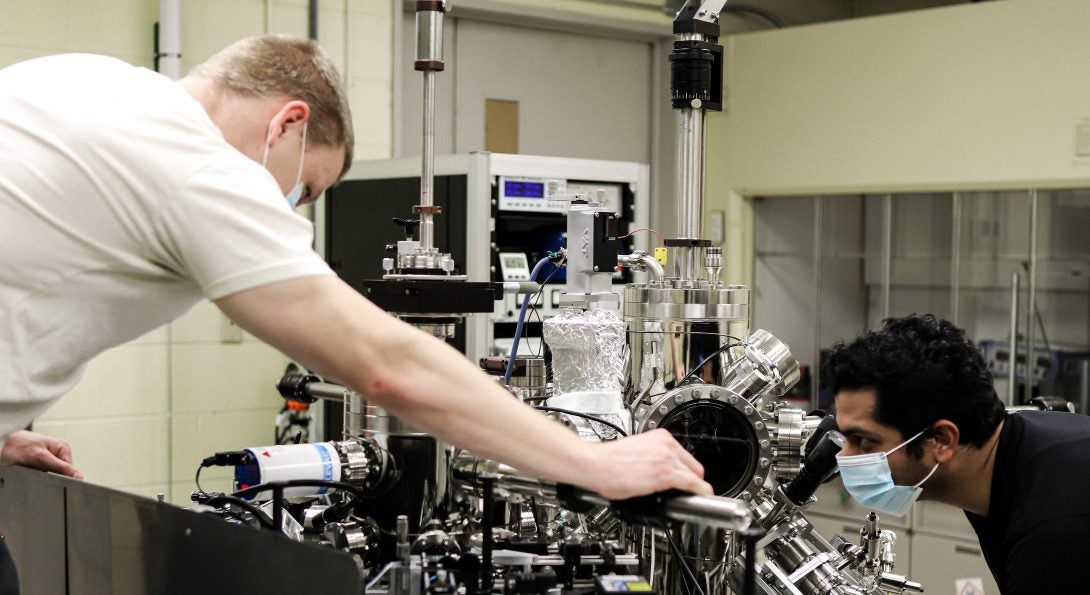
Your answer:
452,455 -> 752,531
481,475 -> 496,592
272,485 -> 284,532
306,382 -> 351,403
676,96 -> 706,241
742,528 -> 764,595
673,30 -> 707,284
811,197 -> 824,411
157,0 -> 182,80
420,69 -> 436,252
415,2 -> 443,253
882,194 -> 893,320
1008,272 -> 1020,407
1025,189 -> 1038,400
307,0 -> 318,40
1080,359 -> 1089,416
951,192 -> 961,324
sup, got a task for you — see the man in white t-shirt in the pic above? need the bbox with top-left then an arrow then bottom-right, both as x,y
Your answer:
0,36 -> 711,503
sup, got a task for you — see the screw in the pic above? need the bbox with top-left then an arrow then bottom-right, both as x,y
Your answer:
711,389 -> 721,399
593,266 -> 599,272
728,395 -> 738,404
760,440 -> 770,449
659,405 -> 669,415
690,389 -> 700,399
754,477 -> 764,486
754,422 -> 765,431
648,421 -> 657,429
674,394 -> 684,403
759,458 -> 770,468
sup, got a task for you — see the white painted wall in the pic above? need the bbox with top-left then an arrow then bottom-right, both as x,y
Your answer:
709,0 -> 1090,288
0,0 -> 394,503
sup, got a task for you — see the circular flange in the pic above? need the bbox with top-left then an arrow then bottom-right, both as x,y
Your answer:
625,284 -> 750,321
635,384 -> 773,498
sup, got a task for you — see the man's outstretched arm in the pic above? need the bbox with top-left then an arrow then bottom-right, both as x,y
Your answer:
215,275 -> 713,500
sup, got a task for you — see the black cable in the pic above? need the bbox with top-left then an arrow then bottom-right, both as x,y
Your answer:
534,406 -> 629,438
204,494 -> 277,530
233,479 -> 371,532
676,341 -> 745,386
664,529 -> 705,595
195,464 -> 208,495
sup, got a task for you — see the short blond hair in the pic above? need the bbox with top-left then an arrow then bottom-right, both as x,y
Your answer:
191,34 -> 354,178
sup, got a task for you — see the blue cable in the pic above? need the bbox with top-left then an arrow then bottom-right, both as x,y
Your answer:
505,255 -> 554,385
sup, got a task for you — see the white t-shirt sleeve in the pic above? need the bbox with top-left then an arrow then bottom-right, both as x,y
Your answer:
155,157 -> 333,300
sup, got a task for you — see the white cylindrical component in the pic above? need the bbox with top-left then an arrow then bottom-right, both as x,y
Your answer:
235,442 -> 342,498
158,0 -> 182,80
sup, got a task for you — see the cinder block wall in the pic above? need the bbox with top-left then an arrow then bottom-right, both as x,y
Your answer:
0,0 -> 394,504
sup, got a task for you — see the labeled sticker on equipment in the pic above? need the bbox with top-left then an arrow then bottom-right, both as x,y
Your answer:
955,578 -> 985,595
654,247 -> 668,265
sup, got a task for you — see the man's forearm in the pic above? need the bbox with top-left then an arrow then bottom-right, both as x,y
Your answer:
216,275 -> 712,499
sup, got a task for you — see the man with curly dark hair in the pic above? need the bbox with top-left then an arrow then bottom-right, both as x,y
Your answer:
825,313 -> 1090,593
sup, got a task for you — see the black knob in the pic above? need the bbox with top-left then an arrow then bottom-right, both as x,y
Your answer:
392,217 -> 420,240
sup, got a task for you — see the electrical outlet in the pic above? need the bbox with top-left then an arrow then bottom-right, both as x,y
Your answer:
220,314 -> 243,343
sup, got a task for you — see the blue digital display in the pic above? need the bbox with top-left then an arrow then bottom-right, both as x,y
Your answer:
504,180 -> 545,199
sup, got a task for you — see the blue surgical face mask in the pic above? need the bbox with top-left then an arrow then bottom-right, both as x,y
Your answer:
261,120 -> 308,209
835,428 -> 939,517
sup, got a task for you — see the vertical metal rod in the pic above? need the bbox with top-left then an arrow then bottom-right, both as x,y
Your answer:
882,194 -> 893,320
1079,360 -> 1089,415
420,69 -> 436,251
272,485 -> 284,532
157,0 -> 182,80
1008,272 -> 1020,407
1025,190 -> 1038,400
481,475 -> 496,592
951,192 -> 962,324
811,197 -> 824,411
397,515 -> 410,591
307,0 -> 318,40
675,109 -> 706,240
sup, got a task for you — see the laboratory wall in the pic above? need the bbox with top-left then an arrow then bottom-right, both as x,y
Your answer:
708,0 -> 1090,286
0,0 -> 394,503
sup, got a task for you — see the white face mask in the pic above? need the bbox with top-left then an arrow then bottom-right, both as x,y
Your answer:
261,120 -> 307,208
835,428 -> 940,517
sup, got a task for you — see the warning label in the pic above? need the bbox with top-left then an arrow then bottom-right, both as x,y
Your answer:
955,577 -> 986,595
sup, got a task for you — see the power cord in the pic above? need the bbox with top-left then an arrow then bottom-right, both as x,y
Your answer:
533,405 -> 628,438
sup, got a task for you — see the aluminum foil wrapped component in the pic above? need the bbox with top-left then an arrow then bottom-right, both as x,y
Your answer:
543,308 -> 626,394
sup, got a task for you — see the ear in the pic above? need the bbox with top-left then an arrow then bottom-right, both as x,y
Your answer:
929,419 -> 960,464
265,100 -> 311,144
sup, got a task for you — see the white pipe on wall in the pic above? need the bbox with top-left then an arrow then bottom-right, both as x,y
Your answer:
158,0 -> 182,79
